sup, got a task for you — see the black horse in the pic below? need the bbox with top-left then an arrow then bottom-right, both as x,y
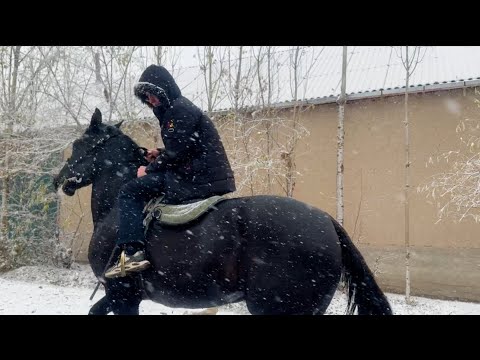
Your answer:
53,109 -> 393,315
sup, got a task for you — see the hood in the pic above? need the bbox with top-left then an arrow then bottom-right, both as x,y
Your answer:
134,65 -> 182,108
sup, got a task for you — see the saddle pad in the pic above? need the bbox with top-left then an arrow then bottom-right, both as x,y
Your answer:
143,195 -> 227,229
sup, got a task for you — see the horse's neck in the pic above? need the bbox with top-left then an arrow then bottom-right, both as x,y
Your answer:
91,163 -> 139,226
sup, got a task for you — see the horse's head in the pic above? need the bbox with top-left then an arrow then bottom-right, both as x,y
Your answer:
53,108 -> 147,196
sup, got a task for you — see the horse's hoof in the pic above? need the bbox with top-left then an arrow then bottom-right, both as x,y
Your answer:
183,307 -> 219,315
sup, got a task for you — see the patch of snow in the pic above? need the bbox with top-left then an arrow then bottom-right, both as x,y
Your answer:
0,265 -> 478,315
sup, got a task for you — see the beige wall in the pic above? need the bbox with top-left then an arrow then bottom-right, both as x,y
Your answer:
291,89 -> 479,249
284,88 -> 479,301
58,88 -> 480,302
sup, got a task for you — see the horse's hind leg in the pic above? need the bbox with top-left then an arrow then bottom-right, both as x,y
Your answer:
113,298 -> 141,315
245,275 -> 339,315
245,249 -> 341,315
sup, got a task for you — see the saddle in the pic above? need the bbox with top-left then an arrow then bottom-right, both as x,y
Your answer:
142,195 -> 228,234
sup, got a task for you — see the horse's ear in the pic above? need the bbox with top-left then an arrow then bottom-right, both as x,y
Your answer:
90,108 -> 102,129
114,120 -> 124,128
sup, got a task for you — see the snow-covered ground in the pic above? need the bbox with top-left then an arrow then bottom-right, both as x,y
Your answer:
0,264 -> 479,315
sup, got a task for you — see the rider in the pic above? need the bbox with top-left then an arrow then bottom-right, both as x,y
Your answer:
105,65 -> 236,278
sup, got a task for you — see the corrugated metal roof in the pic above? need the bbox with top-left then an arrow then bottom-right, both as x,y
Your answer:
172,46 -> 480,111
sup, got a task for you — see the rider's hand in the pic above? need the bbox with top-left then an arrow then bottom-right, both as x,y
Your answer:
145,148 -> 160,163
137,166 -> 147,178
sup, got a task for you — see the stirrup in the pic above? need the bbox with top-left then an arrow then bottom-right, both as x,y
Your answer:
104,250 -> 151,279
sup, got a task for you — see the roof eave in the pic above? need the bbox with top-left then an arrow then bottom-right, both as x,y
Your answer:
211,79 -> 480,116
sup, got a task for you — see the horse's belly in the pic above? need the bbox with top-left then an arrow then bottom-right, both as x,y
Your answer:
143,278 -> 244,308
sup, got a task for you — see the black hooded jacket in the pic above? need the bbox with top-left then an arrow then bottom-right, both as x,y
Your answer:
134,65 -> 236,202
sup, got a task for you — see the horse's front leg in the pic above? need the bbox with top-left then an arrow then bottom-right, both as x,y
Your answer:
106,277 -> 143,315
89,295 -> 112,315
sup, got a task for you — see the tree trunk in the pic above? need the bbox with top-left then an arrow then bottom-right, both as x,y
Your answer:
404,46 -> 411,304
9,46 -> 21,114
285,46 -> 301,198
156,46 -> 163,66
234,46 -> 242,111
207,46 -> 213,113
94,52 -> 102,84
0,46 -> 21,270
266,47 -> 272,193
0,150 -> 11,269
336,46 -> 347,226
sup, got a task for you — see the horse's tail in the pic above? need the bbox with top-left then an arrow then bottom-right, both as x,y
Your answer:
330,216 -> 393,315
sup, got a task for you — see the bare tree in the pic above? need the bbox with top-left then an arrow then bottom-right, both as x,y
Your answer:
336,46 -> 347,226
222,46 -> 254,194
0,46 -> 73,269
197,46 -> 228,112
394,45 -> 427,304
164,47 -> 182,78
154,46 -> 166,66
147,46 -> 183,77
252,46 -> 280,194
88,46 -> 139,122
198,46 -> 273,196
38,46 -> 94,128
212,46 -> 262,195
418,99 -> 480,222
233,46 -> 274,195
215,47 -> 317,198
278,46 -> 318,197
217,46 -> 287,196
1,46 -> 45,268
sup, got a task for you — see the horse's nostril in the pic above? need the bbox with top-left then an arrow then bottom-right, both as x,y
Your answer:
66,176 -> 82,183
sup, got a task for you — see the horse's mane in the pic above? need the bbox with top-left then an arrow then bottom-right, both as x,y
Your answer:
91,121 -> 146,157
112,125 -> 148,163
